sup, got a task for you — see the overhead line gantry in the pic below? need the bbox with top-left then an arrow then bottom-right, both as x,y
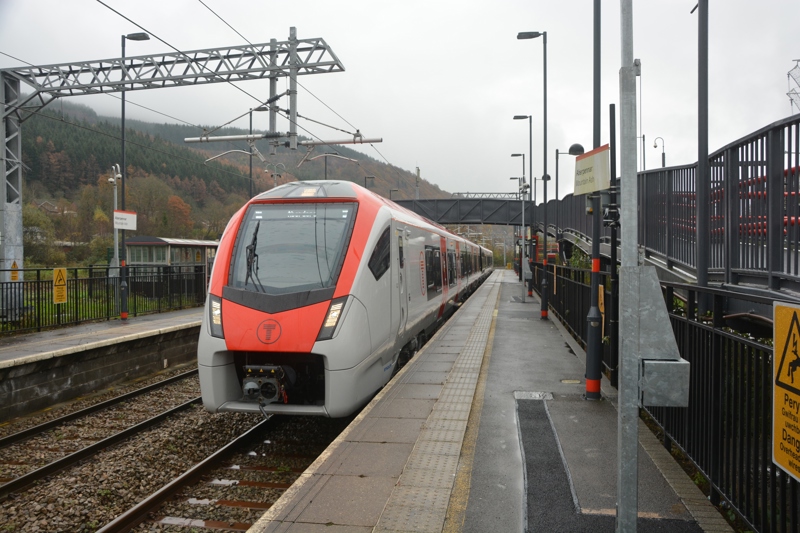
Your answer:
0,27 -> 342,279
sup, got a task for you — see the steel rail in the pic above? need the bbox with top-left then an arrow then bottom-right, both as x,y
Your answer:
0,396 -> 201,500
0,368 -> 199,448
96,416 -> 273,533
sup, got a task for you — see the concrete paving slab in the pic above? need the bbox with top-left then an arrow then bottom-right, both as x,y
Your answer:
346,417 -> 425,444
368,398 -> 436,419
294,475 -> 398,527
392,383 -> 443,399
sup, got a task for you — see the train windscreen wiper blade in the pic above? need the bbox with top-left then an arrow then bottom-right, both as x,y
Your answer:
244,221 -> 265,292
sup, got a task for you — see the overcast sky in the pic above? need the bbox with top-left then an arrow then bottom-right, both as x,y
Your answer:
0,0 -> 797,201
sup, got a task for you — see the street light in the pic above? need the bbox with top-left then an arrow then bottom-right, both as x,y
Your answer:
364,175 -> 375,189
249,106 -> 269,197
120,31 -> 150,322
265,162 -> 285,189
654,136 -> 665,168
513,115 -> 533,204
512,152 -> 531,295
555,143 -> 585,231
109,165 -> 121,277
510,176 -> 528,303
518,29 -> 549,320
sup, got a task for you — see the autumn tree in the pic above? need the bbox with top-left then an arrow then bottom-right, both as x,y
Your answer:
166,195 -> 193,237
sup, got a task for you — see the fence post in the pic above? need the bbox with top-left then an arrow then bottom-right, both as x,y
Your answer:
709,292 -> 724,506
767,128 -> 784,291
724,147 -> 740,285
36,269 -> 41,332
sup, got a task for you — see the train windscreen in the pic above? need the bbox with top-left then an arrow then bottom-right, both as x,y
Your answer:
229,202 -> 357,295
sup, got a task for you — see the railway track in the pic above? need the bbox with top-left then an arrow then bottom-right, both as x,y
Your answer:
109,415 -> 352,532
0,364 -> 351,532
0,369 -> 201,500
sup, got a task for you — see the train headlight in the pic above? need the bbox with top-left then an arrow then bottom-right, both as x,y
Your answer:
208,294 -> 224,338
317,296 -> 349,341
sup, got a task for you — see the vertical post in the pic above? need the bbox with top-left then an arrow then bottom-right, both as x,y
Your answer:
609,104 -> 619,388
249,110 -> 253,198
522,179 -> 527,303
269,38 -> 278,156
120,35 -> 129,322
541,32 -> 549,319
584,0 -> 604,392
289,27 -> 298,151
697,0 -> 710,304
416,167 -> 420,200
618,0 -> 640,529
768,128 -> 784,290
593,0 -> 601,149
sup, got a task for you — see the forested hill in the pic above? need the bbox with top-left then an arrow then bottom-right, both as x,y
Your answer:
20,100 -> 449,267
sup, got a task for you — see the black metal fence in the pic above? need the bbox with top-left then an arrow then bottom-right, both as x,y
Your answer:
651,283 -> 795,533
0,265 -> 208,335
531,259 -> 797,532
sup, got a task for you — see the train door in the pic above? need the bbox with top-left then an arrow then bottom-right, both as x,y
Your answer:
393,222 -> 408,336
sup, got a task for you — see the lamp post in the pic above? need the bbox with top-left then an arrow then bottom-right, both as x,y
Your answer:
518,30 -> 549,319
120,31 -> 150,322
109,165 -> 121,277
654,136 -> 665,168
510,177 -> 528,302
364,175 -> 375,189
513,115 -> 533,205
265,162 -> 285,189
555,143 -> 585,231
511,153 -> 530,295
249,106 -> 269,197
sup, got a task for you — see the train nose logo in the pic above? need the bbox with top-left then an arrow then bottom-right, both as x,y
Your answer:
257,319 -> 282,344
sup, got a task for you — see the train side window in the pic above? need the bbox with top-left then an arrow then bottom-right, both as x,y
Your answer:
368,227 -> 391,280
425,246 -> 441,291
447,251 -> 456,286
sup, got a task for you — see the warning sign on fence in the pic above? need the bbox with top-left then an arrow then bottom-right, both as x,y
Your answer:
53,267 -> 67,304
773,302 -> 800,482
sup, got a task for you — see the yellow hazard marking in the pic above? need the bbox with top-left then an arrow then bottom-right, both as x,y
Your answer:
773,303 -> 800,482
53,267 -> 67,304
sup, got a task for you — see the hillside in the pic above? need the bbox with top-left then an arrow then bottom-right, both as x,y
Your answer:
19,100 -> 451,266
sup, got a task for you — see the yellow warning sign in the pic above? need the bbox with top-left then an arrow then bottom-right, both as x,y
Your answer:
10,260 -> 18,282
53,267 -> 67,304
773,302 -> 800,482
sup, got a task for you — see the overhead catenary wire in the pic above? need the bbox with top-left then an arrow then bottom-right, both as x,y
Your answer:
194,1 -> 403,177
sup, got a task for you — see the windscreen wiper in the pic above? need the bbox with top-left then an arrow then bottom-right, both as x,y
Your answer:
245,221 -> 265,292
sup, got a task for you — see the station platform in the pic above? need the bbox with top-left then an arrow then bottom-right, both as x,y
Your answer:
0,307 -> 202,368
250,269 -> 732,533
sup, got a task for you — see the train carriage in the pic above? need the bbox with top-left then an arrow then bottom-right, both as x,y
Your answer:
198,180 -> 492,418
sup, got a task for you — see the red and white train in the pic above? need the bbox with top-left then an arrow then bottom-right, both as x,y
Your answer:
198,180 -> 493,418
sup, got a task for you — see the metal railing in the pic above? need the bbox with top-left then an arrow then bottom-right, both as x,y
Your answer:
0,265 -> 207,335
533,113 -> 800,294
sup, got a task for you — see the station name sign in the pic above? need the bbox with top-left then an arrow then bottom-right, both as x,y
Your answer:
574,144 -> 610,195
114,210 -> 138,230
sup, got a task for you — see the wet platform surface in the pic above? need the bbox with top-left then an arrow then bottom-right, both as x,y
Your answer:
250,270 -> 731,533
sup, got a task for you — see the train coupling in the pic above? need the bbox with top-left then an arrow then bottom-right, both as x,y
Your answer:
242,365 -> 295,409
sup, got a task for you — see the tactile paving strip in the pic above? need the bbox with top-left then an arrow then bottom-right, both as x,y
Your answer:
374,274 -> 501,533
